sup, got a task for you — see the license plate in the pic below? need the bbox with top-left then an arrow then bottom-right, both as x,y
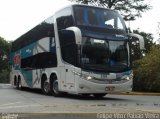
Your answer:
105,86 -> 115,91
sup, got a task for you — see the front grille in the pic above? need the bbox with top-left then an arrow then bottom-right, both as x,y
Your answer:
88,77 -> 128,84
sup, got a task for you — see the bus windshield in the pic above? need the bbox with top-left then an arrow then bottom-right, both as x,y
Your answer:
74,6 -> 127,33
81,38 -> 130,72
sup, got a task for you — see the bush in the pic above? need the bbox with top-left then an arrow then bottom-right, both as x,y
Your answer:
133,46 -> 160,92
0,70 -> 10,83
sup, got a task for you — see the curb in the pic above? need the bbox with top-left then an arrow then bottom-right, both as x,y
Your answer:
110,92 -> 160,96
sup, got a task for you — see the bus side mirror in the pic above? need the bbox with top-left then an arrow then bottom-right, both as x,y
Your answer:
66,27 -> 82,45
129,33 -> 145,50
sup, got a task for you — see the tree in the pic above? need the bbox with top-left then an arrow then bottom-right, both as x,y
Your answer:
133,46 -> 160,92
156,22 -> 160,44
0,36 -> 11,83
0,36 -> 10,72
132,30 -> 160,92
131,30 -> 155,61
69,0 -> 151,21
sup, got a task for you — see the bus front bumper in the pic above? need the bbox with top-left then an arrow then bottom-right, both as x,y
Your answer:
76,78 -> 133,94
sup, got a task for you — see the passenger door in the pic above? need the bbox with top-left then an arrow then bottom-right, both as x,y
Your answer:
59,30 -> 77,92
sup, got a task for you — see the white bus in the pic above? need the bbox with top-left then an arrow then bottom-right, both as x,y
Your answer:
10,4 -> 144,97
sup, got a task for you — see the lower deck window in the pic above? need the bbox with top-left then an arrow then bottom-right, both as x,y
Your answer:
21,52 -> 57,69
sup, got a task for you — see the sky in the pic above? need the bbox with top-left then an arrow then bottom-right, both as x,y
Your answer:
129,0 -> 160,42
0,0 -> 160,42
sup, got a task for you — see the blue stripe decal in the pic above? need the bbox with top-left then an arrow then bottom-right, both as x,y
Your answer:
21,69 -> 32,87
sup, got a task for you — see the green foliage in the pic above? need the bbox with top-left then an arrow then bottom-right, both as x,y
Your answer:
131,30 -> 155,61
69,0 -> 151,20
0,70 -> 10,83
133,30 -> 155,53
133,46 -> 160,92
0,36 -> 10,83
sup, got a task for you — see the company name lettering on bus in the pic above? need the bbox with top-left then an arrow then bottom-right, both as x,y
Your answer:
14,54 -> 21,66
115,34 -> 125,38
26,49 -> 31,53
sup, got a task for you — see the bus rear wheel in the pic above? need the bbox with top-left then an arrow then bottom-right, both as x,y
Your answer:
50,75 -> 61,97
41,76 -> 50,95
16,77 -> 22,90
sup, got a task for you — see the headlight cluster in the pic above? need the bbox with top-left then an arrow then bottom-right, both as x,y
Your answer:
124,77 -> 130,81
80,74 -> 94,81
73,71 -> 133,83
124,74 -> 133,81
72,71 -> 94,80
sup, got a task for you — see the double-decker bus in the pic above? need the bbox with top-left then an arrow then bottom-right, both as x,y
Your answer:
10,4 -> 144,97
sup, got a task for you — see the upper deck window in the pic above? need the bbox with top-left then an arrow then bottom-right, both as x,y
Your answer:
74,6 -> 127,33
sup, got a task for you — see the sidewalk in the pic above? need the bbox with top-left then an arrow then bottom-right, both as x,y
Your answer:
110,92 -> 160,96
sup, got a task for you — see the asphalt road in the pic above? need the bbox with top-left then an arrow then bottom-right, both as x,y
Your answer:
0,84 -> 160,119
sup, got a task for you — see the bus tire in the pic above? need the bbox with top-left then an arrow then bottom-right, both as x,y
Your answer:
16,80 -> 19,89
81,94 -> 91,98
41,75 -> 50,95
93,93 -> 106,98
17,76 -> 22,90
50,75 -> 61,97
14,76 -> 17,86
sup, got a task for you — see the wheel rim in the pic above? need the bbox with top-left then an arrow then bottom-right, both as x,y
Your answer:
18,80 -> 21,88
53,80 -> 59,94
43,81 -> 49,93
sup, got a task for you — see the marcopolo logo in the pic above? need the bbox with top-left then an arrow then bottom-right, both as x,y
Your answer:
14,54 -> 21,66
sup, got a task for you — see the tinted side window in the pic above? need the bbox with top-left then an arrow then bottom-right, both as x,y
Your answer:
21,52 -> 57,69
56,8 -> 74,30
12,20 -> 54,52
57,15 -> 73,30
59,31 -> 77,65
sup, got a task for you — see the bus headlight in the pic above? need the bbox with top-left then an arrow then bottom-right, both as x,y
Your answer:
72,71 -> 93,80
124,77 -> 130,81
86,76 -> 92,80
124,75 -> 133,81
80,74 -> 93,80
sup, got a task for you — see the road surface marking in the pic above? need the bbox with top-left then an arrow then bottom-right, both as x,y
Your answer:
0,102 -> 23,107
0,104 -> 41,110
